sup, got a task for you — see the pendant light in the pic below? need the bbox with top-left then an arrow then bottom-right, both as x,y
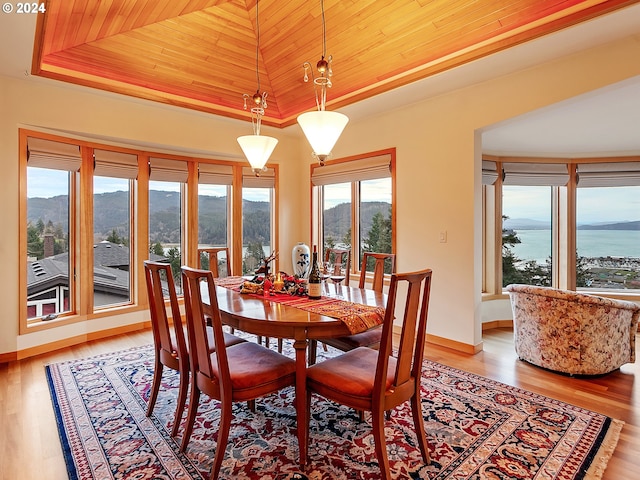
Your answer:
297,0 -> 348,166
237,0 -> 278,176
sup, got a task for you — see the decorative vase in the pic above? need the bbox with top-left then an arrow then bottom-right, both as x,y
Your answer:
291,242 -> 310,278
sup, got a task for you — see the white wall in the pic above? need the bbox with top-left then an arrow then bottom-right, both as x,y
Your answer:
1,34 -> 640,356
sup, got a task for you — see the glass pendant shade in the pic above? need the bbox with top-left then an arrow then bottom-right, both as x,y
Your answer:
297,110 -> 349,159
237,134 -> 278,172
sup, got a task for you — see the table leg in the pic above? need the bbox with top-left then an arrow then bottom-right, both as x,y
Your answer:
293,336 -> 308,466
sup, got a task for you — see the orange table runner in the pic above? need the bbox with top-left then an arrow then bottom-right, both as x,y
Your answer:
215,276 -> 385,335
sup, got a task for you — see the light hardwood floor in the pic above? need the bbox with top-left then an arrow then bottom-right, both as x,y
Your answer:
1,328 -> 638,479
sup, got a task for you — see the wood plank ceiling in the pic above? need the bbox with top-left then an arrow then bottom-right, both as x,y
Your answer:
32,0 -> 639,128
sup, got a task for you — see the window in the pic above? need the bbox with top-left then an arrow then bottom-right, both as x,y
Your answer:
502,185 -> 552,287
312,150 -> 395,278
25,137 -> 79,322
483,156 -> 640,296
148,157 -> 188,292
322,182 -> 351,249
575,162 -> 640,291
93,149 -> 137,308
242,167 -> 275,275
197,162 -> 232,272
20,130 -> 278,331
360,178 -> 392,270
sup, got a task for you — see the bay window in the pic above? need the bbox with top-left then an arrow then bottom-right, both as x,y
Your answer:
483,156 -> 640,296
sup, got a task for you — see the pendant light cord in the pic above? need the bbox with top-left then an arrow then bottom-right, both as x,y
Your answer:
256,0 -> 261,91
321,0 -> 326,58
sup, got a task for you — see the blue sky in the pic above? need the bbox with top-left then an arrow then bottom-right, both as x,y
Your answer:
323,178 -> 392,209
504,185 -> 640,224
27,169 -> 267,202
29,169 -> 637,224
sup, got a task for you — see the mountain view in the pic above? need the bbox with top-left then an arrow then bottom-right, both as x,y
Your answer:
27,191 -> 392,247
323,201 -> 391,244
504,217 -> 640,230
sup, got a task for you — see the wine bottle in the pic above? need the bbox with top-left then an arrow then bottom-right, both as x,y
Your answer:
307,245 -> 322,300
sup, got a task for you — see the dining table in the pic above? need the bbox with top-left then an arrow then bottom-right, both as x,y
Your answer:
200,277 -> 387,466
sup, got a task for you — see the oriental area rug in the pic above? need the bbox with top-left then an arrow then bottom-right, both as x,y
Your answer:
46,338 -> 622,480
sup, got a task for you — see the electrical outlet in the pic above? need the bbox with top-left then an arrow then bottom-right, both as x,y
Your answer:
439,231 -> 447,243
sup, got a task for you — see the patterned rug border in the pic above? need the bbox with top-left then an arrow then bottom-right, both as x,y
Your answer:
45,343 -> 624,480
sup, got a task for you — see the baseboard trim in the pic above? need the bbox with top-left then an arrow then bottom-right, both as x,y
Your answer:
0,322 -> 150,364
426,333 -> 483,354
482,320 -> 514,331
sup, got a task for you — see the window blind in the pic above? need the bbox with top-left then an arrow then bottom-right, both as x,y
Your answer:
27,137 -> 82,171
243,166 -> 275,188
149,157 -> 189,183
502,162 -> 569,186
199,162 -> 233,185
482,160 -> 498,185
311,153 -> 391,186
94,149 -> 138,179
577,162 -> 640,187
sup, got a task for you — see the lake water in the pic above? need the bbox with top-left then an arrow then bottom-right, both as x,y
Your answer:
511,230 -> 640,264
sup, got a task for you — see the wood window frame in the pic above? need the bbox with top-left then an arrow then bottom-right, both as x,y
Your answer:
19,129 -> 275,334
311,148 -> 396,282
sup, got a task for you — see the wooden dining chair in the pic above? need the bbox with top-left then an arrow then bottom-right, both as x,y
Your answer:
197,247 -> 231,278
304,268 -> 433,479
324,247 -> 351,284
359,252 -> 396,293
197,246 -> 280,350
144,260 -> 245,437
180,266 -> 297,479
308,252 -> 396,365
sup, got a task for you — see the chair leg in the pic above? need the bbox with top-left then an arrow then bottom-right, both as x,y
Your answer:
277,338 -> 283,353
146,357 -> 163,416
371,407 -> 392,480
303,392 -> 312,465
171,370 -> 189,437
210,401 -> 233,480
411,393 -> 431,464
180,383 -> 201,452
308,340 -> 318,365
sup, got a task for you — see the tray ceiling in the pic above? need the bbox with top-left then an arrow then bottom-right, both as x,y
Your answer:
32,0 -> 638,128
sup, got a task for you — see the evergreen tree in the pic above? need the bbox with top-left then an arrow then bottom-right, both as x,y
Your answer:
324,236 -> 336,253
342,228 -> 351,248
106,228 -> 122,244
166,247 -> 181,286
576,255 -> 592,287
35,218 -> 45,235
363,209 -> 392,254
27,222 -> 44,259
243,241 -> 265,274
502,216 -> 551,286
150,242 -> 164,256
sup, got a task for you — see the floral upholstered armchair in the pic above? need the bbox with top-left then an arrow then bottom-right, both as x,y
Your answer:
506,284 -> 640,375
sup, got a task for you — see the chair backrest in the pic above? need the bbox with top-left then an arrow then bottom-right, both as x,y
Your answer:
359,252 -> 396,292
144,260 -> 187,359
181,266 -> 230,390
197,247 -> 231,277
375,269 -> 432,400
324,247 -> 351,283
